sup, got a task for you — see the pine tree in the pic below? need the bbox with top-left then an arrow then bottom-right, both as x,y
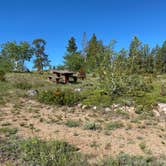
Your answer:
129,36 -> 142,73
66,37 -> 77,54
160,41 -> 166,72
86,34 -> 104,72
32,38 -> 50,72
64,37 -> 84,71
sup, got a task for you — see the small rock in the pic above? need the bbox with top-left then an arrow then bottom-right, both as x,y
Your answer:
153,110 -> 160,117
27,90 -> 38,96
82,105 -> 88,110
111,104 -> 120,110
93,106 -> 97,110
157,103 -> 166,115
105,107 -> 111,112
74,88 -> 82,92
77,103 -> 82,108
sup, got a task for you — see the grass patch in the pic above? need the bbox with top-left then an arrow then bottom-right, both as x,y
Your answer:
101,153 -> 166,166
0,127 -> 18,135
84,122 -> 100,130
65,119 -> 80,127
38,88 -> 81,106
106,121 -> 124,130
0,137 -> 88,166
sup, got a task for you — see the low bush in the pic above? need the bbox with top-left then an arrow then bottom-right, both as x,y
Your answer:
20,138 -> 87,166
0,127 -> 18,135
14,81 -> 32,90
82,74 -> 153,107
84,122 -> 100,130
82,89 -> 111,106
65,119 -> 80,127
0,70 -> 6,81
0,137 -> 165,166
135,105 -> 144,114
0,137 -> 88,166
38,88 -> 81,106
106,121 -> 124,130
101,153 -> 166,166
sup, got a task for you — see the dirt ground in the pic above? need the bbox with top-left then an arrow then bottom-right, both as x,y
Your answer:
0,98 -> 166,160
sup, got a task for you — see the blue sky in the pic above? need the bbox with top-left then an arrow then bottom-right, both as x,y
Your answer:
0,0 -> 166,69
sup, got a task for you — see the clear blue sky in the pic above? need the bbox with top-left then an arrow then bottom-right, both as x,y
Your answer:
0,0 -> 166,69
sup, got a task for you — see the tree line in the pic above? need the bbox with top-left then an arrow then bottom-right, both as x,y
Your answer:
1,34 -> 166,75
0,38 -> 50,72
63,34 -> 166,75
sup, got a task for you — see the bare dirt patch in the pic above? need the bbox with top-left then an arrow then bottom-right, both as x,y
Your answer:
0,98 -> 166,160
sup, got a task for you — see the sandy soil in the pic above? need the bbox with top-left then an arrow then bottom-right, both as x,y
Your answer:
0,98 -> 166,160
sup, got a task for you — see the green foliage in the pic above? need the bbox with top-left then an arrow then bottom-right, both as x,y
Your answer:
0,134 -> 165,165
86,34 -> 105,72
65,119 -> 80,127
14,81 -> 32,90
101,153 -> 166,166
0,56 -> 14,81
64,52 -> 85,71
135,105 -> 144,114
0,127 -> 18,135
0,137 -> 88,166
38,88 -> 81,106
33,38 -> 50,72
83,122 -> 100,130
0,70 -> 5,81
63,37 -> 85,71
139,142 -> 146,151
106,121 -> 124,130
126,75 -> 152,96
20,138 -> 85,166
82,89 -> 111,106
66,37 -> 77,54
1,41 -> 33,72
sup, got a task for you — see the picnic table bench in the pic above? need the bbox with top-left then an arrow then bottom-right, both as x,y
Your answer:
49,70 -> 78,84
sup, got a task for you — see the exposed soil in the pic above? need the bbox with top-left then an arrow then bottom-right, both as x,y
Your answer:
0,98 -> 166,160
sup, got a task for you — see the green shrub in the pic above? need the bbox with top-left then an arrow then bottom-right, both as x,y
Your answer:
115,109 -> 130,118
84,122 -> 100,130
14,81 -> 32,90
65,119 -> 80,127
82,89 -> 111,106
0,127 -> 18,135
139,142 -> 146,151
135,105 -> 144,114
38,88 -> 81,106
101,153 -> 166,166
0,70 -> 6,81
20,138 -> 88,166
0,137 -> 89,166
106,121 -> 124,130
127,75 -> 152,94
82,74 -> 153,107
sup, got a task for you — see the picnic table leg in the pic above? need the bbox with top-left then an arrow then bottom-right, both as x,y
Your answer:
73,77 -> 77,83
64,76 -> 69,84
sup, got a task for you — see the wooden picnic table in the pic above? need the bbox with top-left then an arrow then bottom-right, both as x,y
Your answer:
51,70 -> 77,84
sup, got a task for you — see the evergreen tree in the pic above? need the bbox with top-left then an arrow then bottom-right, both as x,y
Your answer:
66,37 -> 77,54
32,38 -> 50,72
81,32 -> 88,62
86,34 -> 105,71
129,36 -> 142,73
160,41 -> 166,72
154,45 -> 162,73
64,37 -> 84,71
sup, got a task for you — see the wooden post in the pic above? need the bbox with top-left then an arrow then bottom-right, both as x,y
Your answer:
64,75 -> 69,84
